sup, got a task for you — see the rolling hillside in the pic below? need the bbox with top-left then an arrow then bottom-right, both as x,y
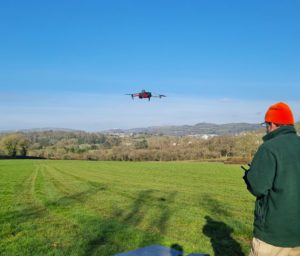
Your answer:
106,122 -> 261,136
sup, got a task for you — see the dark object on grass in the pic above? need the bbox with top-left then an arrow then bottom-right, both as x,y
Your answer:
114,244 -> 209,256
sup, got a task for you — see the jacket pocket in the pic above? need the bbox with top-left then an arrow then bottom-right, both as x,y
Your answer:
254,196 -> 268,225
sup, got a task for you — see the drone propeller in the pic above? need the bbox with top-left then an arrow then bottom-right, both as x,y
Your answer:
125,94 -> 135,100
152,94 -> 166,98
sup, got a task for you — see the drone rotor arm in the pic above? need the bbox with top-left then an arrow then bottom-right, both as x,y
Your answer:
152,94 -> 166,98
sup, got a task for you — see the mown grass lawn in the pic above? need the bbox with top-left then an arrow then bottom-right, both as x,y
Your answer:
0,160 -> 254,256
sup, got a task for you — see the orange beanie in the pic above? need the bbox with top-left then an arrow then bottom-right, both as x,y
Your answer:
265,102 -> 294,125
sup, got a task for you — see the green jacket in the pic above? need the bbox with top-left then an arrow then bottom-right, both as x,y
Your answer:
245,125 -> 300,247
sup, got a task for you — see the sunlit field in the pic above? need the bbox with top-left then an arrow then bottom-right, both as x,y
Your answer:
0,160 -> 254,256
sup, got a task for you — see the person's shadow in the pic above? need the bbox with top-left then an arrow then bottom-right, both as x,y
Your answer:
203,216 -> 244,256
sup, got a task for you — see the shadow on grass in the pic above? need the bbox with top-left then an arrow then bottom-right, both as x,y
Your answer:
0,206 -> 48,239
0,182 -> 107,240
45,184 -> 107,208
200,194 -> 231,218
2,177 -> 179,256
85,189 -> 178,255
84,216 -> 162,256
171,243 -> 184,256
119,190 -> 177,233
203,216 -> 244,256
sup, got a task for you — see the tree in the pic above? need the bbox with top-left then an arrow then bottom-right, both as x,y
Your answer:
18,137 -> 31,156
1,134 -> 20,157
134,138 -> 148,149
0,133 -> 31,157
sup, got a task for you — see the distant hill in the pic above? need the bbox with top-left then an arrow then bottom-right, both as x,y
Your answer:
0,123 -> 262,136
105,122 -> 261,136
0,128 -> 83,134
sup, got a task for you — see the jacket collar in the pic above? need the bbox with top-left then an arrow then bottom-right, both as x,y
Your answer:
263,125 -> 296,142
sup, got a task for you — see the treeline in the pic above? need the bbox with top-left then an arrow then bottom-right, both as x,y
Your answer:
0,124 -> 299,162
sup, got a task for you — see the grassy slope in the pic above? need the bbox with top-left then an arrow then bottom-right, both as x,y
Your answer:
0,160 -> 254,256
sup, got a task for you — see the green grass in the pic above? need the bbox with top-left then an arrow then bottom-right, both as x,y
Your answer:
0,160 -> 254,256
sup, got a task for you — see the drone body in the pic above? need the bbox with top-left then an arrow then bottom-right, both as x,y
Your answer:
126,90 -> 166,101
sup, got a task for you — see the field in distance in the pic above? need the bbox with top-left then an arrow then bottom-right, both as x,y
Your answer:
0,160 -> 254,256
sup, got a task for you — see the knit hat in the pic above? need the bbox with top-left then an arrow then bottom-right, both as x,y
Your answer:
265,102 -> 294,125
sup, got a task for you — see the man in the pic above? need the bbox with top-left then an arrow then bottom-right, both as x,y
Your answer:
243,102 -> 300,256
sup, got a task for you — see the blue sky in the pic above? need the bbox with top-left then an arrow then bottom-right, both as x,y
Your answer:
1,0 -> 300,131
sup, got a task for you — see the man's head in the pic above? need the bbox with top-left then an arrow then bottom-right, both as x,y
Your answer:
263,102 -> 294,133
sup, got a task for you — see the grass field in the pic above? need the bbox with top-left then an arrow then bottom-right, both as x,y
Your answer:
0,160 -> 255,256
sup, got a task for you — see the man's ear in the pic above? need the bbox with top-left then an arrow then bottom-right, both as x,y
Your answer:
270,122 -> 280,131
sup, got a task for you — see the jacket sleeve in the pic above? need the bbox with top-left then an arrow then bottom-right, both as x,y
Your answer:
245,146 -> 276,197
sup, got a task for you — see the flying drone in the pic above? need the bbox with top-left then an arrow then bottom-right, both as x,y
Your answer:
126,90 -> 166,101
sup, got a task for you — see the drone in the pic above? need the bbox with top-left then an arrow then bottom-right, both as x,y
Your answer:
126,90 -> 166,101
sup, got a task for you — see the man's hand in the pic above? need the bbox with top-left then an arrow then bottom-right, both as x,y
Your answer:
241,163 -> 251,172
242,164 -> 251,186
